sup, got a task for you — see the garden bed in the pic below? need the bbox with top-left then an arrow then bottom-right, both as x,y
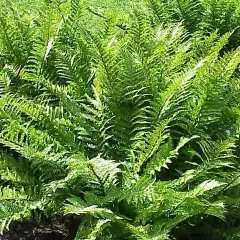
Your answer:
0,217 -> 78,240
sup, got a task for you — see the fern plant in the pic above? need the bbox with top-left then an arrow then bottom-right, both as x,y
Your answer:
0,0 -> 240,239
146,0 -> 240,50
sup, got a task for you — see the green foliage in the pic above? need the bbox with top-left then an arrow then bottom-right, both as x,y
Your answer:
0,0 -> 240,239
146,0 -> 240,49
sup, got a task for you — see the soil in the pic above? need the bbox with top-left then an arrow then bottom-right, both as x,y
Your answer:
0,217 -> 79,240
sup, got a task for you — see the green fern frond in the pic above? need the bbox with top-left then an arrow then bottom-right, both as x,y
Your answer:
132,119 -> 170,173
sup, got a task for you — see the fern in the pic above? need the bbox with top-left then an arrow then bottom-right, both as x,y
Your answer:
0,1 -> 240,239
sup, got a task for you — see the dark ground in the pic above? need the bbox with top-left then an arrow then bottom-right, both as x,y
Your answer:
0,217 -> 79,240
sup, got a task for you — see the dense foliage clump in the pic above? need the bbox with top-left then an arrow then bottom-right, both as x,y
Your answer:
0,0 -> 240,239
